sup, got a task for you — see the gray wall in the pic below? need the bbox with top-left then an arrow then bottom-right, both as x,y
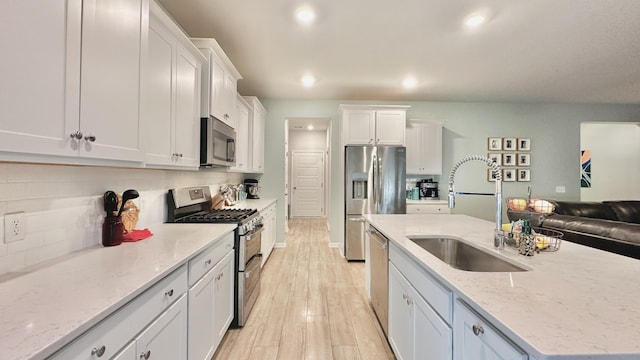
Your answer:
260,100 -> 640,246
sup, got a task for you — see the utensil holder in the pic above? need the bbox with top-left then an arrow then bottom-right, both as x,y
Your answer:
102,216 -> 124,247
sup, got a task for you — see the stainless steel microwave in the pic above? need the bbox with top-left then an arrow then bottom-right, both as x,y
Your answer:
200,117 -> 236,167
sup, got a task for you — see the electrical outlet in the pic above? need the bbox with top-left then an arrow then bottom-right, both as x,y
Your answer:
555,186 -> 566,193
4,212 -> 26,243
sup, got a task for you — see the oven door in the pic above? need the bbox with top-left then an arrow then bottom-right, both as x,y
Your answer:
238,225 -> 264,271
236,254 -> 261,327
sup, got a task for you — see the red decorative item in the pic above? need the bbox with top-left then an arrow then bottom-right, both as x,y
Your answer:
121,229 -> 154,242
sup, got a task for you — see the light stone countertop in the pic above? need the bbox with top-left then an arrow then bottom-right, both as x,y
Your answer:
0,223 -> 236,360
364,213 -> 640,359
227,198 -> 277,212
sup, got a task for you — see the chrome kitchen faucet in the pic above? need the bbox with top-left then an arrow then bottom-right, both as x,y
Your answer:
447,155 -> 504,249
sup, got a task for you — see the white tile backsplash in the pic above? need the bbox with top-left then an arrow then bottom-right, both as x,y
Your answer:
0,163 -> 244,275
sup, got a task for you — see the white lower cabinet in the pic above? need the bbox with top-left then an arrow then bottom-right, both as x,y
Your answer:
260,203 -> 277,267
188,235 -> 235,360
454,301 -> 527,360
135,294 -> 188,360
406,203 -> 451,214
389,263 -> 452,360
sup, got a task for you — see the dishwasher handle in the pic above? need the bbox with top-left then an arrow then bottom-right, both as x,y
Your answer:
367,227 -> 388,249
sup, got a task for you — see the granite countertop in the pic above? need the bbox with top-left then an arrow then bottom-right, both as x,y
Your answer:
364,214 -> 640,359
0,223 -> 236,360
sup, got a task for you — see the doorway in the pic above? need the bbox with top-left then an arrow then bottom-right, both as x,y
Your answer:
287,118 -> 331,220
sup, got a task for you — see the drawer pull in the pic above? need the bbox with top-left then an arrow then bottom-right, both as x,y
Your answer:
205,259 -> 212,266
140,350 -> 151,359
472,324 -> 485,336
165,289 -> 174,297
91,345 -> 106,357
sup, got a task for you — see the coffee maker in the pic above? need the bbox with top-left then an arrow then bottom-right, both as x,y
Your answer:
244,179 -> 261,199
418,179 -> 439,200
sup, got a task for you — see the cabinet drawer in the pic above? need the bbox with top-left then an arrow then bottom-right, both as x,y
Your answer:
407,204 -> 451,214
50,265 -> 187,360
189,232 -> 234,286
389,242 -> 453,325
454,300 -> 527,359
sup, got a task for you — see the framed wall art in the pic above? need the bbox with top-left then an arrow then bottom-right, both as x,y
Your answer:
503,169 -> 516,182
503,137 -> 517,151
488,153 -> 502,165
518,153 -> 531,166
488,138 -> 502,151
502,153 -> 516,166
518,138 -> 531,151
518,168 -> 531,182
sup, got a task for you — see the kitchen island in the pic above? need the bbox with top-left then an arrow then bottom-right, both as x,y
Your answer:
0,223 -> 236,360
365,213 -> 640,359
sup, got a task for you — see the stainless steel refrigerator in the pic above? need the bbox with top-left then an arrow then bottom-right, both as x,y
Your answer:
345,146 -> 406,260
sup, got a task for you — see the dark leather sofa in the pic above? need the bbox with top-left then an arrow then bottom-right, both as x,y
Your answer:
507,200 -> 640,259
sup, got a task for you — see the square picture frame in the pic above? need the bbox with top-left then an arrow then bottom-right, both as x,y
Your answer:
488,137 -> 502,151
503,137 -> 517,151
502,153 -> 516,166
518,153 -> 531,166
503,169 -> 516,182
488,153 -> 502,166
518,138 -> 531,151
518,168 -> 531,182
487,169 -> 498,182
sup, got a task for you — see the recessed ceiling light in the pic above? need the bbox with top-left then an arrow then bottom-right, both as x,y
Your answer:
307,125 -> 314,130
464,10 -> 492,29
295,6 -> 316,25
402,77 -> 417,89
301,75 -> 316,87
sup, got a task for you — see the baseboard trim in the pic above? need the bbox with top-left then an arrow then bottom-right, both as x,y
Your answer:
274,243 -> 287,248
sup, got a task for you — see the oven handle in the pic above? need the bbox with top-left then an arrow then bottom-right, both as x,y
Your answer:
243,225 -> 265,240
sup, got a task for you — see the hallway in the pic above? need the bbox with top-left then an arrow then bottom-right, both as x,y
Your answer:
212,218 -> 395,359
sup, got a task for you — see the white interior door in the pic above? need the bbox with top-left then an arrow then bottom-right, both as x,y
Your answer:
284,119 -> 290,232
291,151 -> 325,217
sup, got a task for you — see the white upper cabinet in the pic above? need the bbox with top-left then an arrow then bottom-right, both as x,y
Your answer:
340,105 -> 409,146
192,38 -> 242,130
1,0 -> 149,163
1,0 -> 80,157
141,1 -> 204,169
230,95 -> 250,172
244,96 -> 266,173
405,120 -> 443,175
78,0 -> 148,162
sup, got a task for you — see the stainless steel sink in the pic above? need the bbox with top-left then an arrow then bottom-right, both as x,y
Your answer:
407,236 -> 528,272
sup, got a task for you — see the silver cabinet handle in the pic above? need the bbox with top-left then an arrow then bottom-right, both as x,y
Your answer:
84,134 -> 96,142
205,259 -> 212,266
91,345 -> 106,357
164,289 -> 174,297
472,324 -> 484,336
350,218 -> 366,222
70,131 -> 83,140
140,350 -> 151,359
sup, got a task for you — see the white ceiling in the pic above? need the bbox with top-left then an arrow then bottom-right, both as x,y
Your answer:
158,0 -> 640,104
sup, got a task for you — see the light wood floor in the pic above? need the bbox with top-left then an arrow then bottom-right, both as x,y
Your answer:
212,218 -> 395,360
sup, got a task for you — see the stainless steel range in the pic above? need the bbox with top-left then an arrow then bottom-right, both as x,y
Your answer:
167,186 -> 263,327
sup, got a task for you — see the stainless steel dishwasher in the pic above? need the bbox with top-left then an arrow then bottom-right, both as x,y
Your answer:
367,224 -> 389,336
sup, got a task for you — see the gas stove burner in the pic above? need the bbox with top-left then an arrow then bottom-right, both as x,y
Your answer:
175,208 -> 258,224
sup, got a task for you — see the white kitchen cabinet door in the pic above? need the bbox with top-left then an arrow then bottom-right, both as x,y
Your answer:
209,56 -> 227,123
173,45 -> 201,167
0,0 -> 80,157
188,266 -> 216,360
375,110 -> 406,145
454,301 -> 527,360
230,96 -> 250,172
141,18 -> 174,166
342,110 -> 376,145
136,294 -> 188,360
261,204 -> 277,267
389,263 -> 414,360
406,121 -> 443,175
223,72 -> 239,129
245,96 -> 266,173
389,263 -> 453,360
212,251 -> 235,347
78,0 -> 147,162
